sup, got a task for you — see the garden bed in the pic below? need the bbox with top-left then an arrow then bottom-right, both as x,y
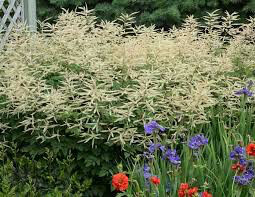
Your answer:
0,8 -> 255,196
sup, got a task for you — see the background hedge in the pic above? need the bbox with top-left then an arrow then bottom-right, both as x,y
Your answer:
38,0 -> 255,28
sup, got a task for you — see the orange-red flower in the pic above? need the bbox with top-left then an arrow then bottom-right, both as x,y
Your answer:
231,163 -> 245,173
180,183 -> 189,190
112,173 -> 128,191
178,183 -> 198,197
150,176 -> 160,185
202,191 -> 212,197
178,183 -> 189,197
187,187 -> 198,197
246,143 -> 255,156
178,190 -> 186,197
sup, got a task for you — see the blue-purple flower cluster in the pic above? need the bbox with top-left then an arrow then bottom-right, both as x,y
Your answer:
143,164 -> 151,179
142,121 -> 216,193
188,134 -> 208,150
235,87 -> 253,97
143,164 -> 151,188
234,80 -> 254,97
144,120 -> 166,135
230,146 -> 255,185
229,146 -> 246,165
163,149 -> 181,165
148,143 -> 165,154
143,122 -> 210,166
234,164 -> 255,185
143,121 -> 181,166
144,143 -> 181,166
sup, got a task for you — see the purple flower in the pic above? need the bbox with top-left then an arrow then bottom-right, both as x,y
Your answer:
143,164 -> 151,179
188,134 -> 208,150
148,143 -> 160,153
235,87 -> 253,97
234,161 -> 255,185
143,164 -> 152,189
239,158 -> 247,166
159,145 -> 165,152
230,146 -> 246,163
234,167 -> 255,185
164,149 -> 181,165
243,168 -> 255,180
148,143 -> 165,154
244,162 -> 255,178
144,121 -> 165,135
234,175 -> 251,185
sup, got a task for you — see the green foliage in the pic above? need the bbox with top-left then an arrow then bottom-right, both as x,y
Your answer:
37,0 -> 107,22
38,0 -> 255,28
0,143 -> 95,196
231,56 -> 254,79
43,72 -> 65,88
0,129 -> 119,196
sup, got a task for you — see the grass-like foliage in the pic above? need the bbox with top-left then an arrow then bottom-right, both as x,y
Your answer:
0,8 -> 255,196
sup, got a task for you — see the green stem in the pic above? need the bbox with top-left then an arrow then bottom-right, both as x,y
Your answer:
231,171 -> 238,197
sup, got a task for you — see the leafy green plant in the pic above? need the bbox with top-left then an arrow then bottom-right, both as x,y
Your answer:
0,141 -> 113,196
